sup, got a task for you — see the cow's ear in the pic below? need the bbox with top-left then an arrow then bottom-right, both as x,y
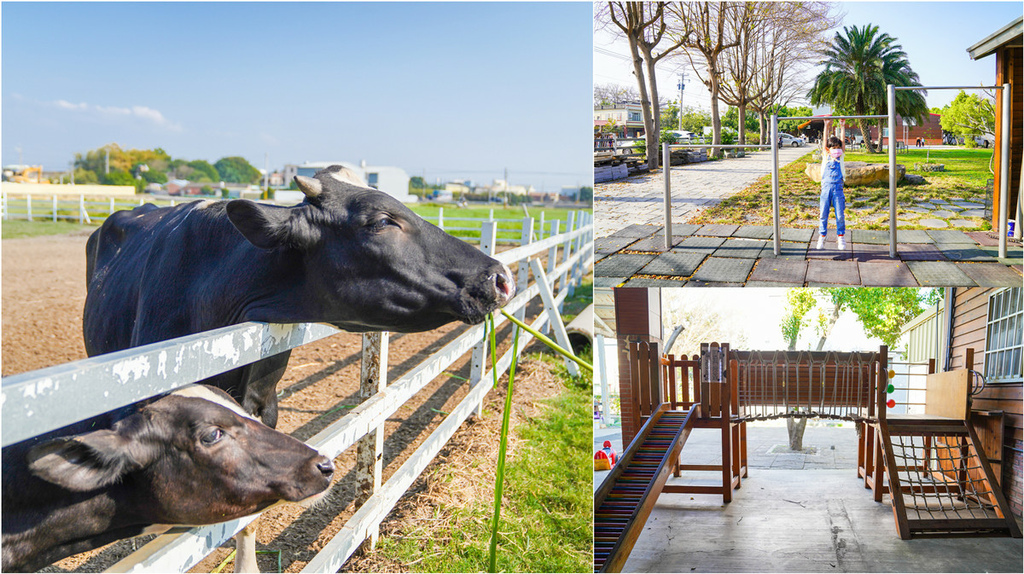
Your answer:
226,200 -> 321,251
27,428 -> 158,492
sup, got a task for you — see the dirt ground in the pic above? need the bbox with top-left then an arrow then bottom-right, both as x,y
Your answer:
2,230 -> 566,573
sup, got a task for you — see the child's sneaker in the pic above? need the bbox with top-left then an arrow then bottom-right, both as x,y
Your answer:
837,235 -> 846,250
816,235 -> 825,250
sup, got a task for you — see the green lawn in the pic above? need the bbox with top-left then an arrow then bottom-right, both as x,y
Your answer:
693,147 -> 994,230
1,219 -> 94,239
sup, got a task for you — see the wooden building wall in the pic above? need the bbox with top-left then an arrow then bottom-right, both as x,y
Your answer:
614,288 -> 662,446
992,44 -> 1022,230
949,288 -> 1023,517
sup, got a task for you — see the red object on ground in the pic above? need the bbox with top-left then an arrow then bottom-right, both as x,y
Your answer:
594,440 -> 618,471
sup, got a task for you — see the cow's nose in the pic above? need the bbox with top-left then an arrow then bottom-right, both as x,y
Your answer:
315,456 -> 335,479
492,264 -> 516,303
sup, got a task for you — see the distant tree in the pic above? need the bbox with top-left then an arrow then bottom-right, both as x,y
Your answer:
579,186 -> 594,202
73,167 -> 99,184
214,156 -> 261,184
939,90 -> 995,138
677,105 -> 712,134
808,24 -> 928,153
102,170 -> 135,186
188,159 -> 220,183
143,170 -> 168,184
722,106 -> 758,134
777,105 -> 814,134
594,83 -> 641,106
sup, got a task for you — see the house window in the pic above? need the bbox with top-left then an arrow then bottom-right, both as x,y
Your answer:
985,288 -> 1022,383
629,111 -> 642,122
367,173 -> 379,189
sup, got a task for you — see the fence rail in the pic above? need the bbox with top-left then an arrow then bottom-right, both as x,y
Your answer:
1,213 -> 593,572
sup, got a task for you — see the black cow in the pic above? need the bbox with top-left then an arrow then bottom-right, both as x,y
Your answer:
1,385 -> 334,572
83,166 -> 515,428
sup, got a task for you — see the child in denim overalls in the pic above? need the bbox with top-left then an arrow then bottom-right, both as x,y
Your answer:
817,136 -> 846,250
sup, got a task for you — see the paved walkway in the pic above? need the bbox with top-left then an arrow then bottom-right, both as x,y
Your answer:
595,224 -> 1023,287
595,146 -> 810,238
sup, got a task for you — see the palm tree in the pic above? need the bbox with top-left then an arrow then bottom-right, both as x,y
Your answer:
808,24 -> 927,153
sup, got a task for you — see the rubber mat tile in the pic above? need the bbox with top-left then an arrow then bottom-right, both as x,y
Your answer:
758,241 -> 807,260
691,257 -> 755,283
595,253 -> 656,278
640,251 -> 705,277
713,238 -> 767,259
851,243 -> 892,262
859,261 -> 919,287
685,280 -> 744,288
851,229 -> 890,245
893,229 -> 934,244
596,235 -> 639,255
939,246 -> 999,262
748,258 -> 808,284
955,263 -> 1024,287
626,235 -> 674,253
806,238 -> 852,260
898,243 -> 948,261
779,227 -> 815,243
695,223 -> 739,237
734,225 -> 774,240
666,223 -> 701,236
677,235 -> 726,255
610,224 -> 663,238
907,261 -> 977,286
926,229 -> 975,245
966,231 -> 1000,246
595,276 -> 627,288
622,277 -> 688,288
806,260 -> 860,285
745,280 -> 804,287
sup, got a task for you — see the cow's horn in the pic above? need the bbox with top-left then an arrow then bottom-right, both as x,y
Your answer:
295,175 -> 323,199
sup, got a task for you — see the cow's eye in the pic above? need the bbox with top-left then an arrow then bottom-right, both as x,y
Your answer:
200,428 -> 224,446
370,216 -> 396,232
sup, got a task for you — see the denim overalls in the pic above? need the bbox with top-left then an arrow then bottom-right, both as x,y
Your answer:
819,153 -> 845,237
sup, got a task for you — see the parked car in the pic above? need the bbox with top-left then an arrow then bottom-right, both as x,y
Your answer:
974,134 -> 995,148
779,133 -> 805,147
668,130 -> 694,144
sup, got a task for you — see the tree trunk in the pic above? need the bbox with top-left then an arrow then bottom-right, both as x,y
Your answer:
708,70 -> 723,158
858,119 -> 876,153
787,416 -> 807,450
643,45 -> 662,170
737,98 -> 747,146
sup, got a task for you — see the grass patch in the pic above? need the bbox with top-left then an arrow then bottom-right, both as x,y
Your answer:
692,147 -> 994,230
1,219 -> 95,239
560,277 -> 593,323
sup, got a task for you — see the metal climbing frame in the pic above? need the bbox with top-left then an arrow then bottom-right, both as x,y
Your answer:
661,83 -> 1014,259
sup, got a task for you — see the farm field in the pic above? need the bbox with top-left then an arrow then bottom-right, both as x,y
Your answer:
2,228 -> 592,572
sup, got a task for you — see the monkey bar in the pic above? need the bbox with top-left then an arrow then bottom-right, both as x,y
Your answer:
660,83 -> 1014,260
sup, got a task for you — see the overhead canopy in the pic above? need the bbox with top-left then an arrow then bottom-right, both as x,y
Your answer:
967,16 -> 1022,59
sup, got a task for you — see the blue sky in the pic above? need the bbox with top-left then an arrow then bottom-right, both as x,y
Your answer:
2,2 -> 593,191
595,1 -> 1022,112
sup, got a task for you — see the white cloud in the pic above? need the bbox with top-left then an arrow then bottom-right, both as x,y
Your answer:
49,99 -> 182,131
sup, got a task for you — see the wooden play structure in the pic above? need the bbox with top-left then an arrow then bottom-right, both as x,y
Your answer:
593,342 -> 1021,573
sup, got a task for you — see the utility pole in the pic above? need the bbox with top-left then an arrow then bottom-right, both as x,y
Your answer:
678,72 -> 686,131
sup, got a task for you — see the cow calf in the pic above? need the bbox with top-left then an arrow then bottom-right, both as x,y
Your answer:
1,385 -> 334,572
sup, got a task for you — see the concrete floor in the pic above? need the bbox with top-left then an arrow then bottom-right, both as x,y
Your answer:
596,424 -> 1024,572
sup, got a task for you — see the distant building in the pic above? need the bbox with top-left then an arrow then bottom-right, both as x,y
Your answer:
282,161 -> 414,202
166,179 -> 189,196
268,171 -> 285,187
594,103 -> 645,138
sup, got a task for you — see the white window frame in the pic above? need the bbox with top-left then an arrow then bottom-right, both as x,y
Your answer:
984,288 -> 1022,383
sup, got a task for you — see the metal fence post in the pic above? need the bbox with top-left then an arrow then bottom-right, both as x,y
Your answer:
355,331 -> 389,549
998,82 -> 1010,258
438,206 -> 444,231
27,194 -> 32,222
470,220 -> 498,418
771,114 -> 781,256
517,216 -> 534,322
663,142 -> 673,250
887,84 -> 898,258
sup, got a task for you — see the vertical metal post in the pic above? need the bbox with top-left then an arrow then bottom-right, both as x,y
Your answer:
771,114 -> 781,255
663,142 -> 673,250
998,83 -> 1010,258
471,221 -> 498,418
887,84 -> 898,258
355,331 -> 389,549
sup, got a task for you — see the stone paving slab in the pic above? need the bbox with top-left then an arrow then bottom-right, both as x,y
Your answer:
955,263 -> 1024,287
907,261 -> 977,286
595,236 -> 639,255
851,243 -> 891,262
691,257 -> 755,283
895,229 -> 935,243
594,253 -> 655,278
859,261 -> 919,287
621,277 -> 687,288
608,224 -> 661,238
734,225 -> 774,240
713,238 -> 767,259
595,276 -> 626,288
926,229 -> 976,244
749,258 -> 808,284
758,242 -> 807,260
850,229 -> 890,245
898,243 -> 949,261
940,246 -> 1000,262
805,260 -> 861,285
677,235 -> 726,254
696,223 -> 739,237
640,251 -> 706,277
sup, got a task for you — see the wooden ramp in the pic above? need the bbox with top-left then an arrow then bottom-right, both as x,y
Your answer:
880,415 -> 1022,539
593,404 -> 698,573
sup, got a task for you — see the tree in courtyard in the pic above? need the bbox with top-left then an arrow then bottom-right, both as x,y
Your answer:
939,90 -> 995,139
808,24 -> 928,153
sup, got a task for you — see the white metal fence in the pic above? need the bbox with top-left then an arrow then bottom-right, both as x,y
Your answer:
0,213 -> 594,572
